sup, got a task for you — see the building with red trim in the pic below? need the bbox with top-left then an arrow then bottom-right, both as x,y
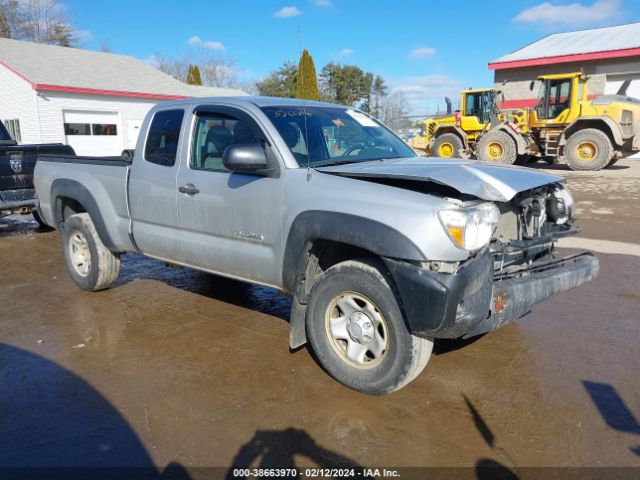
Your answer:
0,38 -> 246,155
489,22 -> 640,109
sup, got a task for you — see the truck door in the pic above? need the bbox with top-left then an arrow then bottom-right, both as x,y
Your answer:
176,106 -> 284,286
128,108 -> 185,259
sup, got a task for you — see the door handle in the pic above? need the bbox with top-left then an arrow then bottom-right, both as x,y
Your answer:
178,184 -> 200,195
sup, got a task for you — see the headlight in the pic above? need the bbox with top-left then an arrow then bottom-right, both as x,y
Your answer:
547,186 -> 575,225
438,202 -> 500,251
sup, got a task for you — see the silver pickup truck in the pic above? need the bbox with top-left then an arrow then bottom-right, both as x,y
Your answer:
35,97 -> 598,394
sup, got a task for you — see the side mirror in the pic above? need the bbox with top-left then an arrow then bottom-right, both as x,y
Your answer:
529,80 -> 535,91
121,149 -> 135,163
223,143 -> 271,175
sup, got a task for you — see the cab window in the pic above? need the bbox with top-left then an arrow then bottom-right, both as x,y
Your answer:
191,113 -> 260,171
537,79 -> 571,119
464,93 -> 480,117
549,79 -> 571,118
464,92 -> 492,123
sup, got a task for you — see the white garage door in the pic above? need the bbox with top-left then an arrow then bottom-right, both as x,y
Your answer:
63,110 -> 122,156
605,74 -> 640,100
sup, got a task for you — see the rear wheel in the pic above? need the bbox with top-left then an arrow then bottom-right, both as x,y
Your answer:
432,133 -> 463,158
62,213 -> 120,291
477,130 -> 517,164
306,259 -> 433,395
565,129 -> 612,171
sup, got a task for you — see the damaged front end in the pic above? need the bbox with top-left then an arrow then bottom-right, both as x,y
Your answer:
384,183 -> 599,339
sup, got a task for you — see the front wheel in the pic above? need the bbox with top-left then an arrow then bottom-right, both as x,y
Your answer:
306,259 -> 433,395
62,213 -> 120,291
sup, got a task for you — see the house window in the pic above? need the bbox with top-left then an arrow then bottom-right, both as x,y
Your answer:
3,119 -> 21,142
65,123 -> 91,135
64,123 -> 117,136
92,124 -> 118,136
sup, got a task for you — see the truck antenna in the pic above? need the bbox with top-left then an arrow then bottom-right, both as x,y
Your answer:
297,27 -> 312,182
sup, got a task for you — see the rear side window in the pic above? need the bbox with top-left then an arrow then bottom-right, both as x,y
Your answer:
144,109 -> 185,166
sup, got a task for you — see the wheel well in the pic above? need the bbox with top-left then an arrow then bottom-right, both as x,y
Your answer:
434,127 -> 465,146
300,240 -> 377,300
563,120 -> 618,147
55,196 -> 87,226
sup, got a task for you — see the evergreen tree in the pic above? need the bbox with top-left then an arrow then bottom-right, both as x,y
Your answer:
0,0 -> 77,46
256,61 -> 297,98
46,23 -> 74,47
295,49 -> 320,101
0,5 -> 11,38
319,63 -> 372,107
186,64 -> 203,85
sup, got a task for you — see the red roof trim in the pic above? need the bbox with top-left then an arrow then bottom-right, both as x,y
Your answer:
489,47 -> 640,70
34,84 -> 189,100
0,60 -> 35,86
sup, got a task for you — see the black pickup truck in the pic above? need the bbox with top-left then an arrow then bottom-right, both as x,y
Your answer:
0,121 -> 74,226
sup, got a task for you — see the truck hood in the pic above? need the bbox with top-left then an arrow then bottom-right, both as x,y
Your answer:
316,157 -> 564,202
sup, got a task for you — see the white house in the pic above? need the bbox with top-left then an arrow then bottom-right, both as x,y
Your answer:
0,38 -> 246,156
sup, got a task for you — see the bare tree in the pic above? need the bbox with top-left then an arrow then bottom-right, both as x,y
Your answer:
154,47 -> 241,89
378,92 -> 410,130
0,0 -> 77,46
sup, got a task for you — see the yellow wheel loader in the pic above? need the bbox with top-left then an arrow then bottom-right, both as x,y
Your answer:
412,88 -> 497,159
414,72 -> 640,171
476,72 -> 640,170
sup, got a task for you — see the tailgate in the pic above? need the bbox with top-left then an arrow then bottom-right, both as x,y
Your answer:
0,144 -> 73,191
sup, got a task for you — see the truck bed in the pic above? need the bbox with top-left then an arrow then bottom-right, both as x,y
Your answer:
35,154 -> 135,252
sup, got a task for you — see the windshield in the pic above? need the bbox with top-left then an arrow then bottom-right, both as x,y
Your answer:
261,106 -> 416,167
0,122 -> 12,141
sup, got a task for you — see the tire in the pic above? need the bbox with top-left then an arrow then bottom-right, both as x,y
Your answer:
305,259 -> 433,395
432,133 -> 463,158
32,209 -> 53,231
565,128 -> 612,171
62,213 -> 120,291
477,130 -> 517,164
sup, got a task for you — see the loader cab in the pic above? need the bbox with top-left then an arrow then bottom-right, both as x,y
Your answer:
460,89 -> 494,131
531,73 -> 582,124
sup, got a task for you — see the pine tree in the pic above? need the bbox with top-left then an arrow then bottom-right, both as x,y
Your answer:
295,49 -> 320,101
255,61 -> 297,98
186,64 -> 202,86
0,6 -> 11,39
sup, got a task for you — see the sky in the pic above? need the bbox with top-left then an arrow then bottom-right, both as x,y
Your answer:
65,0 -> 639,115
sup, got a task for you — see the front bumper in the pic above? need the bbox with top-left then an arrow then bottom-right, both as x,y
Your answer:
384,249 -> 599,339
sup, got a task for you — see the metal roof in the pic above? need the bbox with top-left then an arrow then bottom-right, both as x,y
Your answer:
490,22 -> 640,67
0,38 -> 246,99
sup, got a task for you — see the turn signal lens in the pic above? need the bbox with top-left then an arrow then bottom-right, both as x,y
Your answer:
449,226 -> 464,247
438,202 -> 500,251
